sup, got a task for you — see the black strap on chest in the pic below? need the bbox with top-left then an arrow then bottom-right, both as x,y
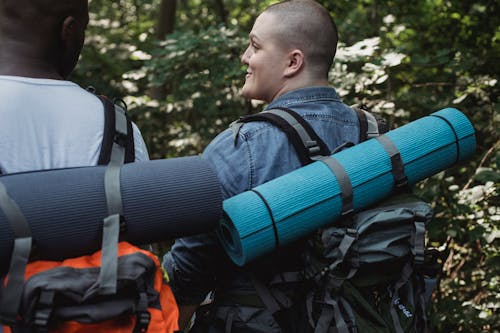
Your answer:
234,106 -> 331,165
96,95 -> 135,165
232,105 -> 387,164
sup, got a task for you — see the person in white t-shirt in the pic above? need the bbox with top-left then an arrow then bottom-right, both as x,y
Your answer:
0,0 -> 149,174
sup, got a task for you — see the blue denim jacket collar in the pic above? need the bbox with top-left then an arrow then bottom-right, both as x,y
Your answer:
266,86 -> 341,110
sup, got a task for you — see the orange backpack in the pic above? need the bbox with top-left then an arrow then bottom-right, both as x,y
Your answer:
1,242 -> 179,333
0,97 -> 179,332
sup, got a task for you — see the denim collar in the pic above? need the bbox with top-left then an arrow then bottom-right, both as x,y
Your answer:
265,86 -> 341,110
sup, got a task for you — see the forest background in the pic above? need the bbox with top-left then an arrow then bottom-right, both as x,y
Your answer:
72,0 -> 499,331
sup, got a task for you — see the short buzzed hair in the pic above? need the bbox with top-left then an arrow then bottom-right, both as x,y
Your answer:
264,0 -> 338,78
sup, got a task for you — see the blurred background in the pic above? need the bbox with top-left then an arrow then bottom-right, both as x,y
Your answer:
72,1 -> 499,331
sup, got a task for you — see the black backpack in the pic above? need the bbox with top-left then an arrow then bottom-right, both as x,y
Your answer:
217,106 -> 438,333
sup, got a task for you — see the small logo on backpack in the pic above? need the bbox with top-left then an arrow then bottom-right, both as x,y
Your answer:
393,297 -> 413,318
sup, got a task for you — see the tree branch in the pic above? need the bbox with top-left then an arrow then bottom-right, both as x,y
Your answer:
463,139 -> 500,190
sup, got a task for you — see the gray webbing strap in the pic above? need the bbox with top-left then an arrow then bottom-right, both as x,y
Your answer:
418,279 -> 428,333
250,273 -> 282,314
340,297 -> 359,333
0,181 -> 32,325
376,135 -> 408,189
264,109 -> 322,159
390,262 -> 414,333
412,218 -> 426,266
363,109 -> 380,139
319,229 -> 357,278
315,293 -> 349,333
225,310 -> 235,333
314,243 -> 360,333
269,271 -> 302,285
314,304 -> 334,333
98,103 -> 128,295
319,156 -> 354,216
306,292 -> 316,329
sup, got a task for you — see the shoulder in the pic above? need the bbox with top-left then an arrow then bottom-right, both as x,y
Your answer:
131,122 -> 150,161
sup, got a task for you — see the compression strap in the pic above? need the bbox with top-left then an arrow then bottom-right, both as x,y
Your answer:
0,181 -> 32,325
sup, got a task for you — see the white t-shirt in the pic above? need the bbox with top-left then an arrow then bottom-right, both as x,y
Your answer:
0,75 -> 149,174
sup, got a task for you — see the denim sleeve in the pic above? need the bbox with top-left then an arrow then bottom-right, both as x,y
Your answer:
162,128 -> 252,304
202,129 -> 254,198
162,232 -> 222,305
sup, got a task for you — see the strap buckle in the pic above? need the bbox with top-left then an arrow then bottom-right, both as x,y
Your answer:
345,228 -> 358,239
135,311 -> 151,333
395,175 -> 409,189
34,290 -> 55,332
305,140 -> 321,156
113,132 -> 128,147
341,207 -> 354,216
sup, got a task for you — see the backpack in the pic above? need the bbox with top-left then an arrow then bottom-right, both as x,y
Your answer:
0,97 -> 180,332
221,106 -> 438,333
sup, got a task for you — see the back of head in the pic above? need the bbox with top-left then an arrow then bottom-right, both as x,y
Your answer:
0,0 -> 88,40
264,0 -> 338,79
0,0 -> 89,78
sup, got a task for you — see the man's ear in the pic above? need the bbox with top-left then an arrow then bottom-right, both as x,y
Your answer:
284,49 -> 305,77
61,16 -> 77,41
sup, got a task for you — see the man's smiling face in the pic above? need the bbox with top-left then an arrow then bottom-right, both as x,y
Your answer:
240,12 -> 289,103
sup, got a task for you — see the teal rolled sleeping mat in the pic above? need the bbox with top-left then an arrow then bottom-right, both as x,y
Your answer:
219,108 -> 476,266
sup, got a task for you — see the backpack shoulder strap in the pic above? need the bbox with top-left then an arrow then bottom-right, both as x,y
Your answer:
232,107 -> 330,166
96,95 -> 135,165
352,106 -> 389,142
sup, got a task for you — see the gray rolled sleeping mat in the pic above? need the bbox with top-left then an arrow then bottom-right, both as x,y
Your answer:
0,157 -> 222,275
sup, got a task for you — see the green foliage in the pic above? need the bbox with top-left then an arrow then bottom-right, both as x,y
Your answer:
73,0 -> 499,331
140,26 -> 252,158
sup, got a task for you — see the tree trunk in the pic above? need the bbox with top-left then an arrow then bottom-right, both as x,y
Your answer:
150,0 -> 177,100
156,0 -> 177,39
213,0 -> 228,26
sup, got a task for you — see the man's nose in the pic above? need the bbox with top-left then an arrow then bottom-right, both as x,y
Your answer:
241,46 -> 250,64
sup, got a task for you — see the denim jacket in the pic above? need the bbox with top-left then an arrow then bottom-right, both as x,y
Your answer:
163,87 -> 360,327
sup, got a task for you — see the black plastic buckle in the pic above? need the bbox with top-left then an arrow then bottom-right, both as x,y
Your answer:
341,207 -> 354,216
305,140 -> 320,156
395,175 -> 409,189
33,290 -> 54,331
346,228 -> 358,239
136,311 -> 151,333
34,309 -> 51,332
113,132 -> 128,147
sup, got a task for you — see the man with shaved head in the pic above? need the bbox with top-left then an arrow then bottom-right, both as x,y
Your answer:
0,0 -> 148,174
163,1 -> 362,332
